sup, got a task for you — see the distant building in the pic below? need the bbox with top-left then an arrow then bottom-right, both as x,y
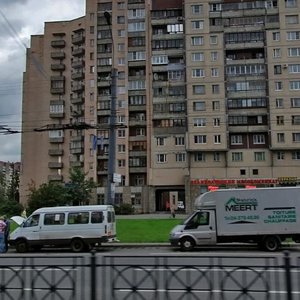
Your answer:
0,161 -> 20,190
20,0 -> 300,213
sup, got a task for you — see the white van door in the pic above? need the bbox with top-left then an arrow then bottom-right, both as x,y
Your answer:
184,210 -> 216,245
21,214 -> 41,241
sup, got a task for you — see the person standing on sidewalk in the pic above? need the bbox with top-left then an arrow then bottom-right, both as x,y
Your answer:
3,216 -> 10,252
0,216 -> 7,253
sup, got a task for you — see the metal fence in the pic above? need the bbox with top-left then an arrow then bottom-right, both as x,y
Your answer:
0,251 -> 299,300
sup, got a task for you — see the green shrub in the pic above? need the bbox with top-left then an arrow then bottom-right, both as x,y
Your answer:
115,203 -> 134,215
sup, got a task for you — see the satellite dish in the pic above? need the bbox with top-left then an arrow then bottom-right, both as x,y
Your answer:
153,73 -> 159,80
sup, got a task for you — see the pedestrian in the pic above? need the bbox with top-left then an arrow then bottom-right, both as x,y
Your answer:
0,216 -> 6,253
170,206 -> 176,218
3,216 -> 10,252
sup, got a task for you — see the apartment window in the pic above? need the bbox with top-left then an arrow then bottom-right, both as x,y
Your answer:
240,169 -> 246,175
253,134 -> 265,144
288,64 -> 300,73
118,159 -> 126,167
277,116 -> 284,125
118,129 -> 126,138
118,2 -> 125,9
193,85 -> 205,95
272,32 -> 280,41
191,36 -> 204,45
117,16 -> 125,24
214,135 -> 221,144
118,144 -> 126,153
273,48 -> 281,58
50,104 -> 64,114
175,136 -> 185,145
211,68 -> 219,77
292,133 -> 300,142
276,98 -> 284,108
192,68 -> 205,77
213,152 -> 220,162
128,80 -> 145,90
128,9 -> 145,19
192,20 -> 204,30
118,30 -> 125,37
231,135 -> 243,145
193,118 -> 206,127
194,152 -> 206,162
232,152 -> 243,161
286,15 -> 299,24
275,81 -> 283,91
274,65 -> 282,74
157,154 -> 167,163
287,31 -> 300,40
176,153 -> 186,162
152,55 -> 168,64
210,3 -> 222,11
212,85 -> 220,94
192,52 -> 204,61
156,137 -> 165,146
210,35 -> 218,44
277,133 -> 285,143
49,130 -> 63,138
290,81 -> 300,90
211,51 -> 218,61
136,128 -> 145,136
292,115 -> 300,125
191,4 -> 203,14
292,151 -> 300,159
194,135 -> 207,144
285,0 -> 298,8
277,151 -> 285,160
128,51 -> 145,61
213,118 -> 220,127
252,169 -> 259,175
291,98 -> 300,107
254,152 -> 265,161
128,22 -> 145,32
193,101 -> 206,111
212,101 -> 220,110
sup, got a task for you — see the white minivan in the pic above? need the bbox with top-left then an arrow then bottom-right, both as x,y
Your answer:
9,205 -> 116,253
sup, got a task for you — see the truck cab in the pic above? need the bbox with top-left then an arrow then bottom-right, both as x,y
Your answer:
170,210 -> 216,251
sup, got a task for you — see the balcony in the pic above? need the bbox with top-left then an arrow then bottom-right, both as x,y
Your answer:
71,60 -> 84,69
71,83 -> 84,92
48,162 -> 63,169
51,40 -> 66,48
49,137 -> 64,144
72,47 -> 85,57
48,174 -> 63,181
71,95 -> 84,104
71,71 -> 84,80
72,34 -> 85,45
50,112 -> 64,118
70,161 -> 84,168
48,149 -> 64,156
51,51 -> 65,59
51,63 -> 65,71
70,147 -> 84,154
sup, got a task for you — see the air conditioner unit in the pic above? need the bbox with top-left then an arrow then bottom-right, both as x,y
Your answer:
283,64 -> 288,68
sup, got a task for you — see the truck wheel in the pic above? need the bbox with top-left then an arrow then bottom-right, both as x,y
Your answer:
70,238 -> 85,252
15,240 -> 28,253
180,237 -> 195,251
263,236 -> 280,251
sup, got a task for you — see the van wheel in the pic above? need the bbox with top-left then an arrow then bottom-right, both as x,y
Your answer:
263,236 -> 281,251
180,237 -> 195,251
71,238 -> 85,252
15,240 -> 28,253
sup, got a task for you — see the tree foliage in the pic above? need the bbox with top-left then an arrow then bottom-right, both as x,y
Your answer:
26,167 -> 96,214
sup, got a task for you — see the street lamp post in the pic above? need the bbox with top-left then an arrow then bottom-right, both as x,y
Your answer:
104,11 -> 117,206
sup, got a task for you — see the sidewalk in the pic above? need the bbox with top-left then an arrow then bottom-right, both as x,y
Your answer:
116,213 -> 188,219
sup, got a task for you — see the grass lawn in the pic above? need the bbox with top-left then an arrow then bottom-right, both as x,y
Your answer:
116,219 -> 182,243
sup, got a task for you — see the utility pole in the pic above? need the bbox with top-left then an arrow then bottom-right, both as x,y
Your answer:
104,11 -> 117,206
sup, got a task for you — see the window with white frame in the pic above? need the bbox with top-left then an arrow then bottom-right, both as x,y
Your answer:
214,135 -> 221,144
50,104 -> 64,114
192,20 -> 204,30
292,151 -> 300,159
277,151 -> 285,160
275,81 -> 283,91
287,31 -> 300,40
231,135 -> 243,145
128,80 -> 145,90
276,98 -> 284,108
194,152 -> 206,162
157,154 -> 167,163
128,9 -> 145,19
290,81 -> 300,90
211,51 -> 218,61
213,118 -> 220,127
194,135 -> 207,144
212,100 -> 220,110
118,129 -> 126,138
254,152 -> 265,161
288,64 -> 300,73
192,68 -> 205,77
118,144 -> 126,153
167,24 -> 183,33
272,32 -> 280,41
253,134 -> 265,144
152,55 -> 168,64
285,0 -> 298,8
193,85 -> 205,94
156,137 -> 166,146
191,52 -> 204,61
128,51 -> 145,61
277,133 -> 285,143
291,98 -> 300,107
191,36 -> 204,45
286,15 -> 299,24
175,136 -> 185,145
277,116 -> 284,125
211,68 -> 219,77
118,159 -> 126,167
118,29 -> 125,37
292,115 -> 300,125
288,47 -> 300,57
232,152 -> 243,161
136,128 -> 145,136
191,4 -> 203,14
292,132 -> 300,142
176,153 -> 186,162
210,35 -> 218,44
49,130 -> 63,138
213,152 -> 220,162
128,22 -> 145,32
273,48 -> 281,58
193,118 -> 206,126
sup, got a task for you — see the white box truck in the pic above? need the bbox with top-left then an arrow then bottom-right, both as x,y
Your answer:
170,187 -> 300,251
9,205 -> 116,253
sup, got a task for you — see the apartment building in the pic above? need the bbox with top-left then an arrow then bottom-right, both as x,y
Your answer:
20,0 -> 300,213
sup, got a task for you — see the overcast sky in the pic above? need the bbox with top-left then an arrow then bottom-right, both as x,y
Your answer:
0,0 -> 85,162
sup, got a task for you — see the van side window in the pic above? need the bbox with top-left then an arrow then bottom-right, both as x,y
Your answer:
24,215 -> 40,227
68,212 -> 89,224
44,213 -> 65,225
185,211 -> 209,229
107,211 -> 115,223
91,212 -> 103,223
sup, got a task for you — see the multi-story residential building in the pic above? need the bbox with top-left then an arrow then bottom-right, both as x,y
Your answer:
20,0 -> 300,213
0,161 -> 20,192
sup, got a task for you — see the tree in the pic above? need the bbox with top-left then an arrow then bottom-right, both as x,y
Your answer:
27,182 -> 68,215
65,167 -> 96,205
